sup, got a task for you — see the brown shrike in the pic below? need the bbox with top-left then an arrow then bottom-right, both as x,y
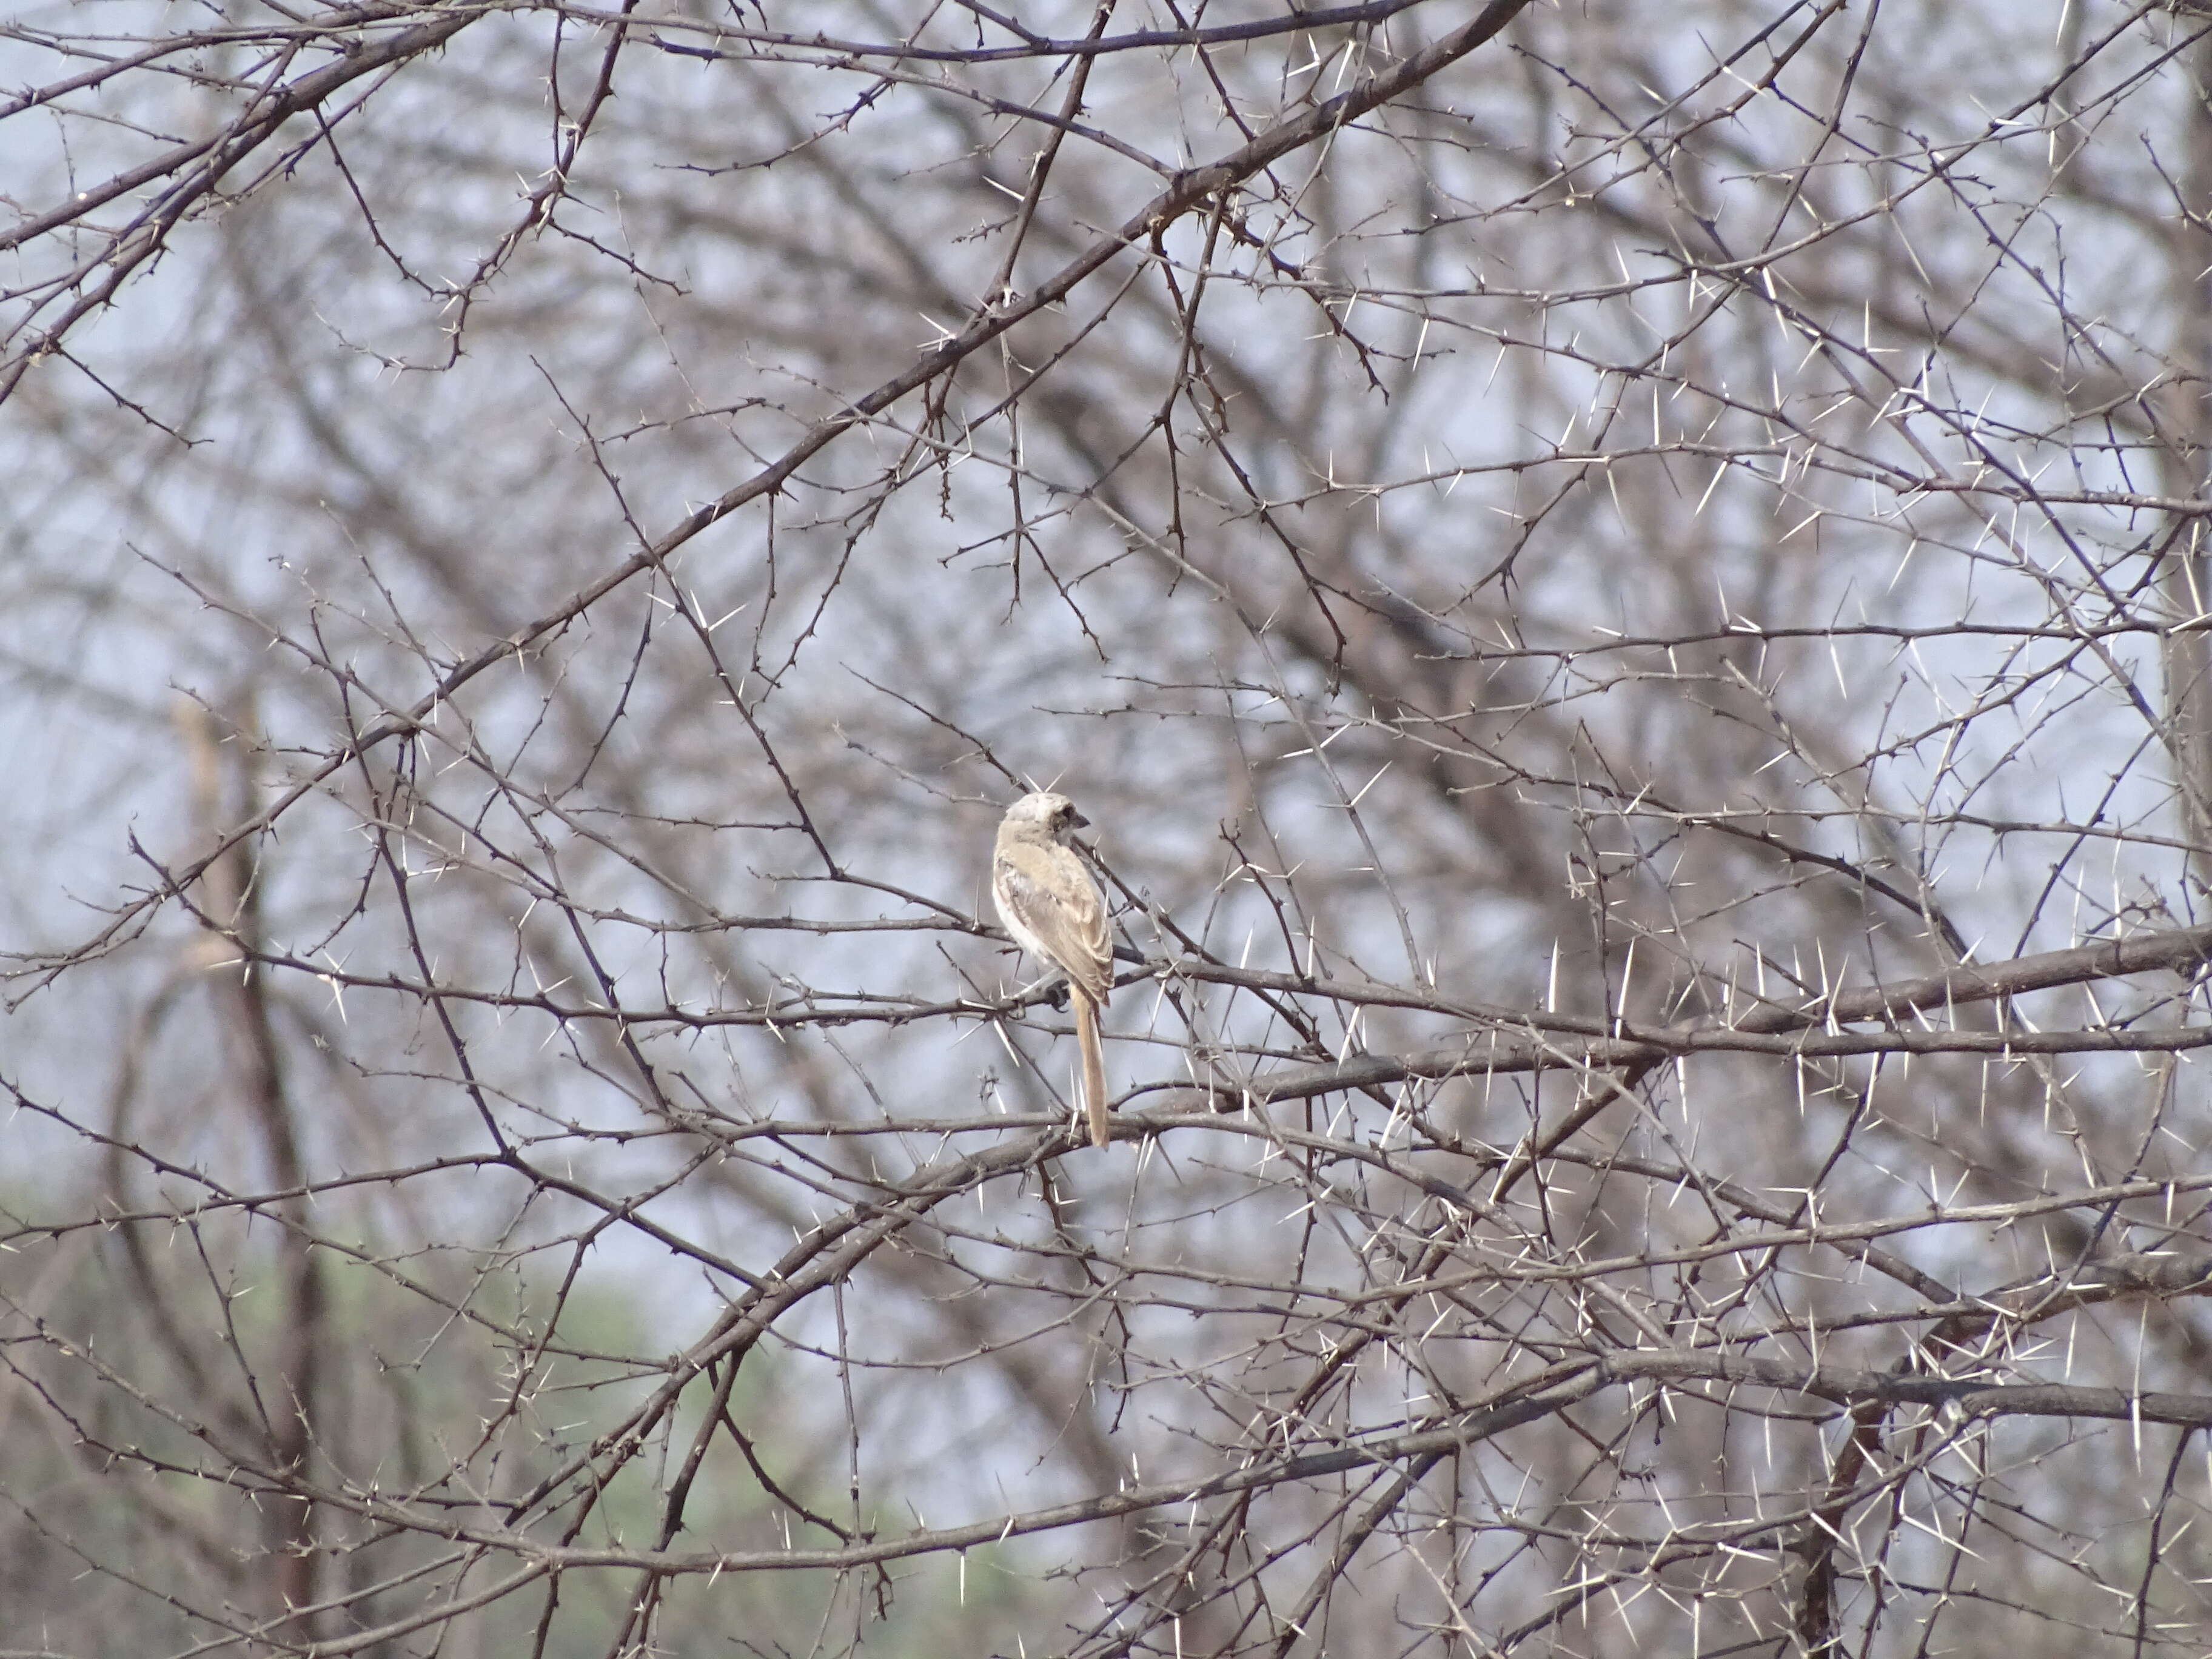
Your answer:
992,791 -> 1114,1147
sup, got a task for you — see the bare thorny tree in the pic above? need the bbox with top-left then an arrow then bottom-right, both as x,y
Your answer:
12,0 -> 2212,1653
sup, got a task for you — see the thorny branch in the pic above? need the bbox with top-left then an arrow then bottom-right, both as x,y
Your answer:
11,2 -> 2212,1655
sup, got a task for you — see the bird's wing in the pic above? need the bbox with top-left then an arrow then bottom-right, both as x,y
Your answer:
994,840 -> 1112,1005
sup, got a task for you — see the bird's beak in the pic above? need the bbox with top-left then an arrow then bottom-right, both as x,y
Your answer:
1068,808 -> 1090,828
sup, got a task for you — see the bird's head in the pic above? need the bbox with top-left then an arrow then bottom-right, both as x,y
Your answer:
1004,791 -> 1088,839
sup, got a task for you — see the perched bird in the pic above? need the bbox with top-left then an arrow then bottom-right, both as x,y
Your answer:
991,791 -> 1114,1147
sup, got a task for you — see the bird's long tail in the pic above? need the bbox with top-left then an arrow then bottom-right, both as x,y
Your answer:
1074,990 -> 1108,1148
